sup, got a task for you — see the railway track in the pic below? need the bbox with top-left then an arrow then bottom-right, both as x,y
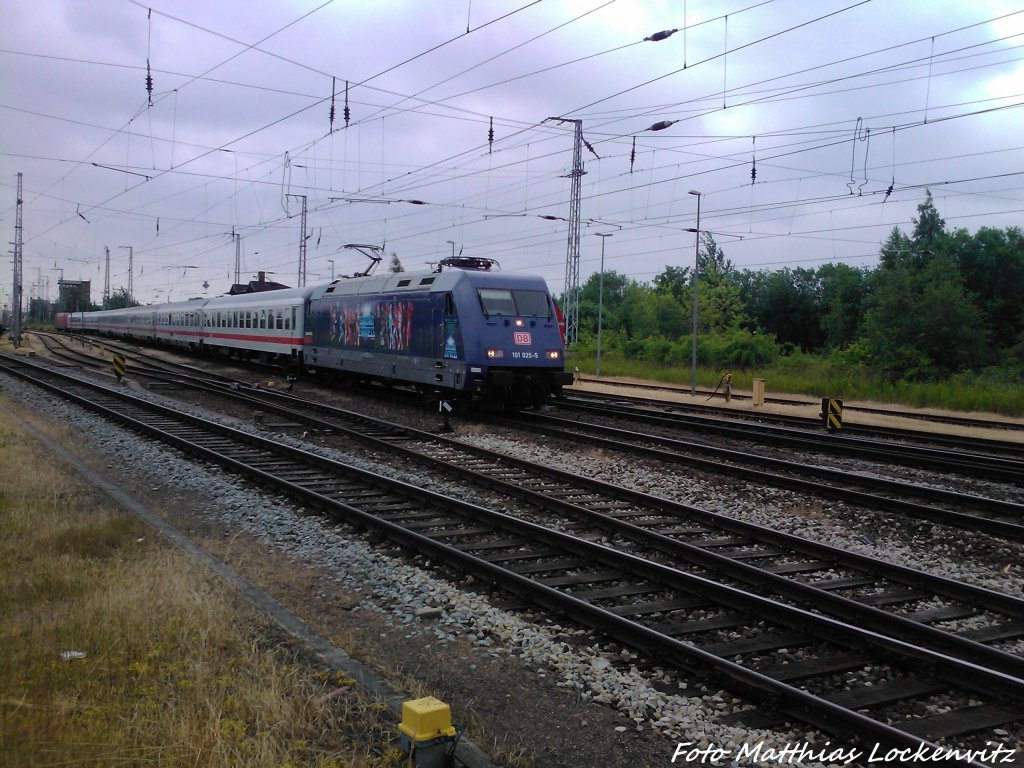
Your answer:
499,410 -> 1024,541
575,375 -> 1024,434
35,331 -> 259,385
556,393 -> 1024,481
4,353 -> 1023,763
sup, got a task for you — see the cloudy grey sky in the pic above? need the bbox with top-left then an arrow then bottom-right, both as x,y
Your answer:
2,0 -> 1022,308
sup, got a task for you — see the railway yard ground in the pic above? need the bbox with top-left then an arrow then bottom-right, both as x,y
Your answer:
3,331 -> 1024,767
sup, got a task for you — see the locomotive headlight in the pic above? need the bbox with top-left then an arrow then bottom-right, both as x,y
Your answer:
514,318 -> 524,327
486,348 -> 504,359
545,349 -> 561,360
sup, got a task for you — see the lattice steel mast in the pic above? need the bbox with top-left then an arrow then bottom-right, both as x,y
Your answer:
549,118 -> 585,346
12,172 -> 23,348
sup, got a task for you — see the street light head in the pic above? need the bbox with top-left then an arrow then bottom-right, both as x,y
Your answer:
688,190 -> 701,196
595,232 -> 613,238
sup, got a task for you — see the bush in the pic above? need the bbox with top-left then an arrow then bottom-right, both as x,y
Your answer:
700,329 -> 779,368
637,336 -> 682,365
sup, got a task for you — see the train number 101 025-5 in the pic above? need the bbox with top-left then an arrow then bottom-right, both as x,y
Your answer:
512,351 -> 539,359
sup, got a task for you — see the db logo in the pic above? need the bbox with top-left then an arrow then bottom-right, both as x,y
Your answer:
513,331 -> 532,345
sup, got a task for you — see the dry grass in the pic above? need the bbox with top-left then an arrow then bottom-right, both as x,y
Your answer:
0,404 -> 404,767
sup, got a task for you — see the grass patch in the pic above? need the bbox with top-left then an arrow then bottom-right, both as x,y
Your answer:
0,405 -> 404,767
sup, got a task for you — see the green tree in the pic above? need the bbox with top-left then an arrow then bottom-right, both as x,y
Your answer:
862,253 -> 991,380
818,263 -> 868,348
653,265 -> 690,302
28,297 -> 54,324
578,269 -> 630,337
620,282 -> 657,338
878,226 -> 917,271
951,225 -> 1024,352
106,287 -> 139,310
389,251 -> 404,273
911,189 -> 946,247
698,262 -> 745,334
698,232 -> 733,274
650,292 -> 687,338
737,268 -> 821,350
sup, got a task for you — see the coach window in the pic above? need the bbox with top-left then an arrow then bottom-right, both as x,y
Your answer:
258,310 -> 265,329
276,311 -> 283,330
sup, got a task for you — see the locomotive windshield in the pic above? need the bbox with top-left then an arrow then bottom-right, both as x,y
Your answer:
478,288 -> 551,318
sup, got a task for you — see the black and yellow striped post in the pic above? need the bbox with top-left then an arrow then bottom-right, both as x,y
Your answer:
820,397 -> 842,431
112,353 -> 126,383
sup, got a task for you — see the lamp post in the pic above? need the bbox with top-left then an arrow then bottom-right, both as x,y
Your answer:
594,233 -> 613,377
687,190 -> 701,396
445,240 -> 456,259
328,259 -> 335,280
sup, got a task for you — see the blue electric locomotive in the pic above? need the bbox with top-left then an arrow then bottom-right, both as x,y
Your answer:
307,257 -> 571,408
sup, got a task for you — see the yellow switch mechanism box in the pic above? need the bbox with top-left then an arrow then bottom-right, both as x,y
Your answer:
399,696 -> 457,741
